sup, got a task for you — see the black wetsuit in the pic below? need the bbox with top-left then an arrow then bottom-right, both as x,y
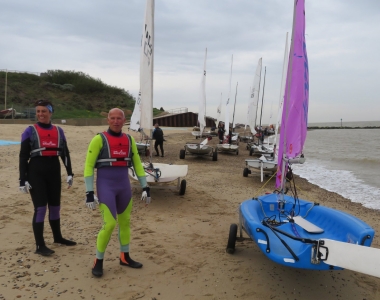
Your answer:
152,127 -> 164,156
19,122 -> 75,253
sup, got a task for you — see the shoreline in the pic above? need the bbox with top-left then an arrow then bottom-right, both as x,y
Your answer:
1,124 -> 380,299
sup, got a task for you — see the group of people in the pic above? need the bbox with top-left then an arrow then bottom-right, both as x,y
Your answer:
217,121 -> 233,144
18,100 -> 159,278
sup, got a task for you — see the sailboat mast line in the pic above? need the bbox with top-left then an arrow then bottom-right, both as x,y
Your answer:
259,66 -> 267,128
232,82 -> 238,132
254,62 -> 263,128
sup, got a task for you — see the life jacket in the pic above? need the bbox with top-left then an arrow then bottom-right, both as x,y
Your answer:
30,124 -> 63,157
95,132 -> 133,168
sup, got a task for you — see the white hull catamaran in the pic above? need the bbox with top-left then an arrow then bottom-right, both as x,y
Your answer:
228,0 -> 380,279
129,0 -> 188,195
181,48 -> 217,161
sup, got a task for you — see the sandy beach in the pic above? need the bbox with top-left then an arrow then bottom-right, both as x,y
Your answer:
1,123 -> 380,300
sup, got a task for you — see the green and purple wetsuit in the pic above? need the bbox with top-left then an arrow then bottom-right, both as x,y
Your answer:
84,129 -> 147,260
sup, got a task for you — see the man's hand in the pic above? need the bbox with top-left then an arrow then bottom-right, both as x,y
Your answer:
141,186 -> 151,205
85,191 -> 99,210
67,175 -> 74,189
19,180 -> 32,194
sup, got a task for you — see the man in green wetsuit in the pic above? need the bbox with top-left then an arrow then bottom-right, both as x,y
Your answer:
84,108 -> 150,277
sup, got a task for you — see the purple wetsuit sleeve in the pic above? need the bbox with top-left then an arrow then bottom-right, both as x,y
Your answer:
19,127 -> 33,182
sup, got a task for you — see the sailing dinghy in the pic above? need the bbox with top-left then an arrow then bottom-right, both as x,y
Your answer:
244,33 -> 289,182
227,0 -> 380,278
128,0 -> 188,195
180,48 -> 217,161
216,56 -> 239,155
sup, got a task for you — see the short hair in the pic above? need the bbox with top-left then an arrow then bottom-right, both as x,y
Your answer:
108,108 -> 125,118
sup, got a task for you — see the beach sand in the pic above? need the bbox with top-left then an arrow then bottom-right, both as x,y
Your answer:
1,124 -> 380,300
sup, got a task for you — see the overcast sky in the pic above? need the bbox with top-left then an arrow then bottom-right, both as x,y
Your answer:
1,0 -> 379,124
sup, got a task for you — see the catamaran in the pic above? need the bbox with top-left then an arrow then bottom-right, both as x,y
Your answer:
128,0 -> 188,195
227,0 -> 380,279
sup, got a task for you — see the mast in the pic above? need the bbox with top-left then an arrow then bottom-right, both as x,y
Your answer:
259,66 -> 267,131
231,82 -> 238,132
273,32 -> 289,159
225,55 -> 233,137
254,62 -> 263,129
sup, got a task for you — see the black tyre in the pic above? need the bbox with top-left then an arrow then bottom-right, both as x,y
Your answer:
179,149 -> 185,159
249,148 -> 254,156
212,151 -> 218,161
179,179 -> 186,195
226,223 -> 238,254
243,168 -> 249,177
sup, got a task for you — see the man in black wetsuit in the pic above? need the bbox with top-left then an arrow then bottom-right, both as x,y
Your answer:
152,123 -> 164,157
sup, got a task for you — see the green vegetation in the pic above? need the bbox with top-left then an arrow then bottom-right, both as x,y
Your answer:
0,70 -> 163,119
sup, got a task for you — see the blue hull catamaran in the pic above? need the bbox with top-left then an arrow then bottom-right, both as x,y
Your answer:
227,0 -> 380,278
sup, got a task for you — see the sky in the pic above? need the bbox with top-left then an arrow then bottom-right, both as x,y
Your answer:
1,0 -> 380,124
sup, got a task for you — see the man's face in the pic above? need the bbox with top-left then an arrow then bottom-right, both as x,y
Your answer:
155,124 -> 158,129
108,109 -> 125,133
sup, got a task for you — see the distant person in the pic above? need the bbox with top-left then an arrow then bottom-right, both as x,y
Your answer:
84,108 -> 150,277
217,122 -> 225,143
228,128 -> 233,144
152,123 -> 164,157
18,99 -> 76,256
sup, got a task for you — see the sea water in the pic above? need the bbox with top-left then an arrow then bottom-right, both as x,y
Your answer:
0,140 -> 20,146
292,121 -> 380,210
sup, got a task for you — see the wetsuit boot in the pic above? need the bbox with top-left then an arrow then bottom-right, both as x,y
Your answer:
120,252 -> 143,268
49,219 -> 77,246
92,258 -> 104,277
33,222 -> 55,256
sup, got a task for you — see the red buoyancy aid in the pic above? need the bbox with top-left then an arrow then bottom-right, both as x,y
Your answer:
96,132 -> 133,168
30,124 -> 63,157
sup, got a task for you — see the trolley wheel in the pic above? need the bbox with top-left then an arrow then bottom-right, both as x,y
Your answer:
212,151 -> 218,161
236,149 -> 239,155
179,149 -> 185,159
226,223 -> 238,254
179,179 -> 186,195
243,167 -> 249,177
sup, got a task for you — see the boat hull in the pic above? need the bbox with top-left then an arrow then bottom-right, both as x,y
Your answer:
216,144 -> 239,154
185,144 -> 213,155
129,162 -> 188,183
239,193 -> 375,270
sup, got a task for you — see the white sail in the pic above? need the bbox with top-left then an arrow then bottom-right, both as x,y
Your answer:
139,0 -> 154,134
225,55 -> 233,136
198,48 -> 207,137
129,91 -> 141,131
247,58 -> 262,135
216,92 -> 222,126
274,33 -> 289,153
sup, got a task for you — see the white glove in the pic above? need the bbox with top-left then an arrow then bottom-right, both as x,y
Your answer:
19,181 -> 32,194
85,192 -> 99,210
67,175 -> 73,188
141,187 -> 151,205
